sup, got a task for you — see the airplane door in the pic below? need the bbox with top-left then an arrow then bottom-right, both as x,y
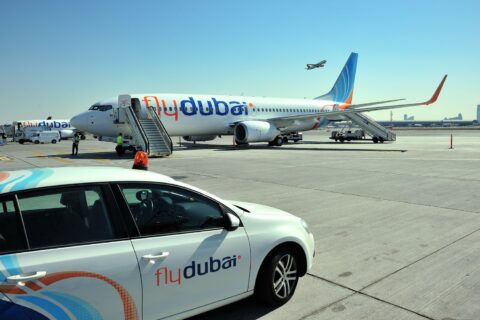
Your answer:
116,95 -> 132,123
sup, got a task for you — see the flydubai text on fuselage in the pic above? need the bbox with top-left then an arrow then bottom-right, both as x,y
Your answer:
70,52 -> 447,145
16,120 -> 72,129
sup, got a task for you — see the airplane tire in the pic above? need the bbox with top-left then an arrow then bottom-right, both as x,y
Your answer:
34,140 -> 39,144
283,137 -> 288,144
274,136 -> 283,147
373,137 -> 379,143
339,136 -> 345,143
52,140 -> 56,144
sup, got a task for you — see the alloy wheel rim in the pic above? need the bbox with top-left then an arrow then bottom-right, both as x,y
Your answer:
273,253 -> 297,299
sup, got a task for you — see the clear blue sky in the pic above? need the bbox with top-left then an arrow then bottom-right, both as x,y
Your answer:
1,0 -> 479,121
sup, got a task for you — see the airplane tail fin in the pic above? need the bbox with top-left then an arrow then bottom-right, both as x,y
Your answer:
315,52 -> 358,109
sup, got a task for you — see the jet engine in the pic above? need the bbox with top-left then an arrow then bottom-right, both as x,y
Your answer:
182,135 -> 217,142
59,129 -> 74,139
234,121 -> 279,144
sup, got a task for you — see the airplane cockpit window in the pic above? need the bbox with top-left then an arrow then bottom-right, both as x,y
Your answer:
98,105 -> 112,111
88,105 -> 112,112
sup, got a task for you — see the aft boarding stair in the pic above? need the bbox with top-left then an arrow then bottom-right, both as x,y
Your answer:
122,102 -> 173,157
342,112 -> 396,143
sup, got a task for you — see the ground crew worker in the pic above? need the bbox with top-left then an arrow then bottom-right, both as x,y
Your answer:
72,133 -> 80,155
116,133 -> 124,156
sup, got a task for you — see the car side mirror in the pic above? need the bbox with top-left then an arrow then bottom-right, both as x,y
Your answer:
225,213 -> 240,231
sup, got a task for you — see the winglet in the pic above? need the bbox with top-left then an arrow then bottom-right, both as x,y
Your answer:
425,74 -> 447,105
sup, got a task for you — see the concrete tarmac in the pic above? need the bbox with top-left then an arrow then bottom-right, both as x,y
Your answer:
1,129 -> 479,320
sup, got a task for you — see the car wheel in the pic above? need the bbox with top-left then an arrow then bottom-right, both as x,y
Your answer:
255,247 -> 299,307
52,139 -> 56,144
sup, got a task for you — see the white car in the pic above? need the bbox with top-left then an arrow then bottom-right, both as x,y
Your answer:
0,167 -> 314,320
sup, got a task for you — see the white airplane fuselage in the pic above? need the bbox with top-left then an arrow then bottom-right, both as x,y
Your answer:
71,94 -> 340,139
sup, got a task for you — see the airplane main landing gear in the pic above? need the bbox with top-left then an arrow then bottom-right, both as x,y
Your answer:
268,136 -> 283,147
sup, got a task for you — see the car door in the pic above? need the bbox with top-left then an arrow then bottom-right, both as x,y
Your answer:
0,185 -> 142,320
117,183 -> 251,319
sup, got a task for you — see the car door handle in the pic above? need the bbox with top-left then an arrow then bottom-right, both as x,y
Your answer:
6,271 -> 47,284
142,252 -> 170,262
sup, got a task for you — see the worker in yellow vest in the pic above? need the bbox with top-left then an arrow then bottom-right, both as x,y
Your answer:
115,133 -> 124,156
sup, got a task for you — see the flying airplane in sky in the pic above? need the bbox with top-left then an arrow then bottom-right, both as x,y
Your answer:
306,60 -> 326,70
71,52 -> 447,150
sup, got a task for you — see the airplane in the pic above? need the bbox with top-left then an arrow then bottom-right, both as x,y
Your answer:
70,52 -> 447,151
306,60 -> 326,70
13,119 -> 82,140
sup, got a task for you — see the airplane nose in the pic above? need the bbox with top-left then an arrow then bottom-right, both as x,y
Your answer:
70,112 -> 90,130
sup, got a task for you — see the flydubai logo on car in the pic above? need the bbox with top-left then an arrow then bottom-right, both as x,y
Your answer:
155,255 -> 240,286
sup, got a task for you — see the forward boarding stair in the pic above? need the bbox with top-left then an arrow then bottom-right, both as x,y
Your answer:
343,112 -> 396,142
118,95 -> 172,157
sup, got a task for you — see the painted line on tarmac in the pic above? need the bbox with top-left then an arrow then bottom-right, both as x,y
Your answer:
0,156 -> 13,161
304,274 -> 434,320
32,152 -> 74,164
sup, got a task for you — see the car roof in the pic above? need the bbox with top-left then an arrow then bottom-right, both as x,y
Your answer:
0,167 -> 176,194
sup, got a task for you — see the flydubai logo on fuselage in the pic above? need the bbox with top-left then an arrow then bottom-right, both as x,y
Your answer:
143,96 -> 253,121
155,255 -> 240,286
19,120 -> 71,128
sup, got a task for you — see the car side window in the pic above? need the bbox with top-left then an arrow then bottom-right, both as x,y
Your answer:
17,186 -> 119,249
120,184 -> 226,236
0,197 -> 27,254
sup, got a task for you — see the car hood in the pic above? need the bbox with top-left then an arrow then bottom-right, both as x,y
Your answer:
227,200 -> 297,219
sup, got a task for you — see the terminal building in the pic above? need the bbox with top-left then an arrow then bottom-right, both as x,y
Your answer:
376,106 -> 479,127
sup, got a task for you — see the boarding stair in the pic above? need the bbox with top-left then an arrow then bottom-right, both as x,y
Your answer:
119,95 -> 172,157
343,112 -> 396,142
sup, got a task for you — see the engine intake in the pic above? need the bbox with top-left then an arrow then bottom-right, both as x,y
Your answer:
234,121 -> 279,144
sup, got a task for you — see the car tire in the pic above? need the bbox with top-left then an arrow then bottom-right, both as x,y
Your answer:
52,139 -> 56,144
255,246 -> 299,307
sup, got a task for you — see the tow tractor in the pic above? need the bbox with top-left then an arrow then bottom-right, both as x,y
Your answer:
330,128 -> 385,143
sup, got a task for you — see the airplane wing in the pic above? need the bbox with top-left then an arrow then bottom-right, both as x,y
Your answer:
267,75 -> 447,127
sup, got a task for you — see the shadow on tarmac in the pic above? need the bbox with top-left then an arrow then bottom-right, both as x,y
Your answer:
30,152 -> 134,161
188,296 -> 276,320
177,142 -> 407,153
